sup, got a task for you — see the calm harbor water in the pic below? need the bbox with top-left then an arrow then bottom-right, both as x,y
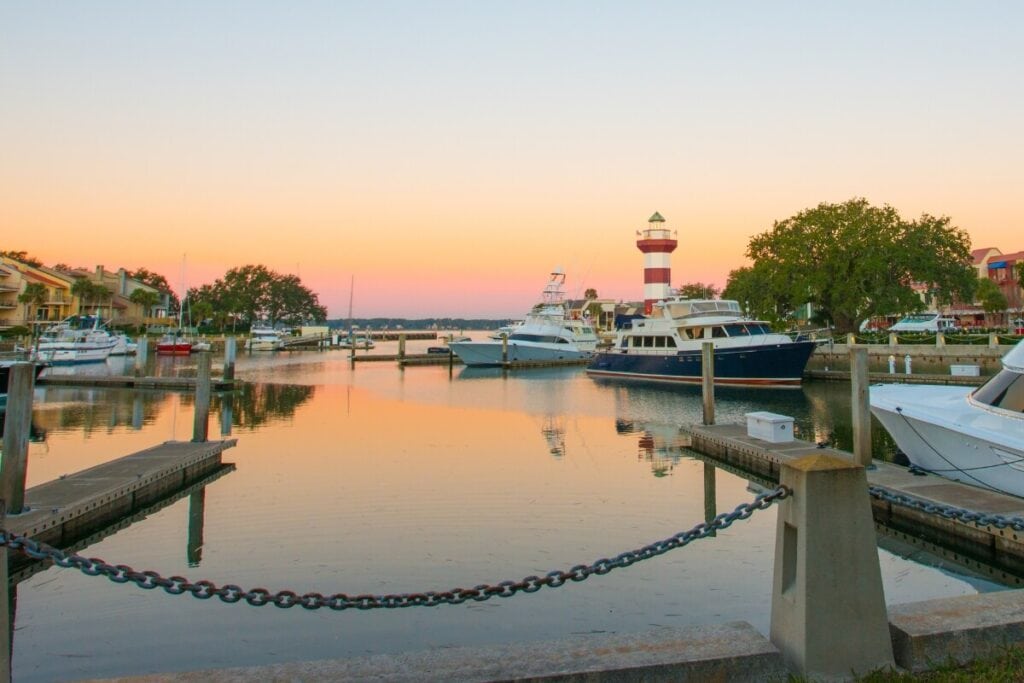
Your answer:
7,335 -> 1007,681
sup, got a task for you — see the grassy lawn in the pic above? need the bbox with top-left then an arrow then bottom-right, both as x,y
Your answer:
855,646 -> 1024,682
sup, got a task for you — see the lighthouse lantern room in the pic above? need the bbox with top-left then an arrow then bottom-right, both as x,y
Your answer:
636,211 -> 678,314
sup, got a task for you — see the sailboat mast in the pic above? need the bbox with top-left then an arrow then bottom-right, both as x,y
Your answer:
347,275 -> 354,334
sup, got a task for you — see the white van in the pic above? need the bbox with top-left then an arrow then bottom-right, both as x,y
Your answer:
888,313 -> 958,333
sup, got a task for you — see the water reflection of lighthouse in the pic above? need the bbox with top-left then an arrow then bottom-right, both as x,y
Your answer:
614,417 -> 689,477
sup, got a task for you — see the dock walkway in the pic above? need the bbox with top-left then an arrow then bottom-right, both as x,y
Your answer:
8,439 -> 236,546
804,369 -> 985,385
683,424 -> 1024,582
37,375 -> 236,390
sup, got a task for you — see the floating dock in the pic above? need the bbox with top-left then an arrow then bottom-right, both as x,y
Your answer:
37,375 -> 236,390
804,369 -> 986,386
7,439 -> 236,549
682,424 -> 1024,584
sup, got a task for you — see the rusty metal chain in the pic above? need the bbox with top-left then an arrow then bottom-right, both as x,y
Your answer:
0,485 -> 789,610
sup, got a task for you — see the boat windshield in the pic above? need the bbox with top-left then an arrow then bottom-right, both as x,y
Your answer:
971,369 -> 1024,412
721,323 -> 772,336
509,333 -> 570,344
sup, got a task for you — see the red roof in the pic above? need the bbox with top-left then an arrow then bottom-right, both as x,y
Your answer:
971,247 -> 999,264
998,250 -> 1024,263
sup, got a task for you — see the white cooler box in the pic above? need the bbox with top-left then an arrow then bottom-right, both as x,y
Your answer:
745,412 -> 795,443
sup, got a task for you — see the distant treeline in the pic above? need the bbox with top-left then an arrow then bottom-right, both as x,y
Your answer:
326,318 -> 513,331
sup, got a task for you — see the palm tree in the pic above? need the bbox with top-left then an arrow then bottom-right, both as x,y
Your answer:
72,278 -> 112,318
17,282 -> 48,340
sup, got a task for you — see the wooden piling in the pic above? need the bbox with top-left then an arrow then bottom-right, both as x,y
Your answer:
701,342 -> 715,426
223,337 -> 236,381
398,333 -> 406,361
1,363 -> 35,514
134,336 -> 149,376
192,352 -> 211,443
220,394 -> 233,437
850,347 -> 871,467
502,334 -> 509,364
187,489 -> 205,565
0,501 -> 9,683
703,464 -> 717,537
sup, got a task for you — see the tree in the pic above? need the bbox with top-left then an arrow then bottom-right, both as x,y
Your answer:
723,265 -> 792,327
191,265 -> 327,328
584,288 -> 598,299
676,282 -> 720,299
129,287 -> 160,318
976,278 -> 1007,326
741,198 -> 976,333
72,278 -> 112,316
17,282 -> 47,331
128,267 -> 178,310
0,250 -> 42,267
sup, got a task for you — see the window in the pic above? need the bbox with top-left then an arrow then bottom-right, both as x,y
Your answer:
972,371 -> 1024,412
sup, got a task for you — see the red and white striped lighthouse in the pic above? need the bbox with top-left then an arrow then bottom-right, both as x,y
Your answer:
636,211 -> 677,314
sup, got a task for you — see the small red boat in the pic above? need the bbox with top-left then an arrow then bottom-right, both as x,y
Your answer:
156,331 -> 193,355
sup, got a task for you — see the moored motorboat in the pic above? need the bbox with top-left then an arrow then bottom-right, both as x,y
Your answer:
156,330 -> 193,355
337,333 -> 375,350
32,315 -> 119,365
246,325 -> 284,351
449,269 -> 598,367
109,333 -> 137,355
870,340 -> 1024,497
585,298 -> 818,387
488,321 -> 523,340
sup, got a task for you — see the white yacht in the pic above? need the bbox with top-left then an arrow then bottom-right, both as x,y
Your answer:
32,315 -> 119,365
870,340 -> 1024,497
586,298 -> 818,387
109,333 -> 137,355
488,321 -> 523,340
337,333 -> 375,350
449,269 -> 598,367
246,325 -> 284,351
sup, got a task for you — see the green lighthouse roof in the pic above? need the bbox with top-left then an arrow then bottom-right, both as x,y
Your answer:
648,212 -> 666,223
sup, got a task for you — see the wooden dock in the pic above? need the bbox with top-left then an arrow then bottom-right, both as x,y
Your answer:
804,369 -> 986,386
37,375 -> 236,390
7,461 -> 235,584
7,439 -> 236,546
683,424 -> 1024,583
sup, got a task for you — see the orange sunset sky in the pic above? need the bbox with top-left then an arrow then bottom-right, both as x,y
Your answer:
2,3 -> 1022,318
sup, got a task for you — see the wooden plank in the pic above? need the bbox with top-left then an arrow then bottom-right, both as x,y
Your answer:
37,375 -> 236,390
7,463 -> 235,585
805,369 -> 985,386
8,439 -> 236,539
682,423 -> 1024,575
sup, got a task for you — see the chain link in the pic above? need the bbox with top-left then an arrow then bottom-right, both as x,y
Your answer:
0,486 -> 789,610
868,485 -> 1024,531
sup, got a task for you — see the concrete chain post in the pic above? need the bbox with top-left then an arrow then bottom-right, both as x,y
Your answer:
770,455 -> 895,678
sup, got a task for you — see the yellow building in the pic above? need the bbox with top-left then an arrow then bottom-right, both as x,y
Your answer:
0,256 -> 77,330
61,265 -> 169,325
